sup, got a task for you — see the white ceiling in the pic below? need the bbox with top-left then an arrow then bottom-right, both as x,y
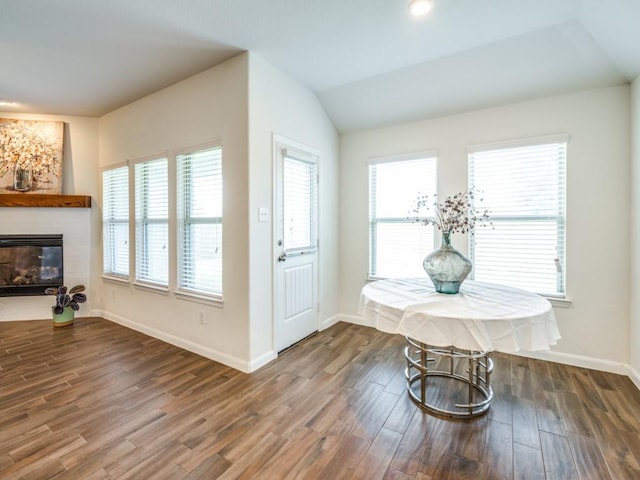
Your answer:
1,0 -> 639,133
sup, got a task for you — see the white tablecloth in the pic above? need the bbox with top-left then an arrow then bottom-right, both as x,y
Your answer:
359,278 -> 560,353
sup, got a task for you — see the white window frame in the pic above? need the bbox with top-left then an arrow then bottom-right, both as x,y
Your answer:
281,146 -> 319,255
468,134 -> 567,298
368,152 -> 438,279
133,154 -> 170,290
176,142 -> 223,300
101,162 -> 130,281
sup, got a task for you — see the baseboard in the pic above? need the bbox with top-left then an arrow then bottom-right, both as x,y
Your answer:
511,349 -> 628,376
626,364 -> 640,390
97,310 -> 255,373
337,313 -> 374,328
338,311 -> 638,388
248,350 -> 278,372
319,314 -> 341,331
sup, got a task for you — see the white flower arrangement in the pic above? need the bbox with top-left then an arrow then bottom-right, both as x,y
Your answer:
0,119 -> 62,189
412,189 -> 492,235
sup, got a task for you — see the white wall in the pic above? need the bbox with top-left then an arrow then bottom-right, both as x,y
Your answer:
0,114 -> 99,321
97,54 -> 252,370
247,53 -> 340,363
631,77 -> 640,379
340,85 -> 631,366
95,52 -> 338,372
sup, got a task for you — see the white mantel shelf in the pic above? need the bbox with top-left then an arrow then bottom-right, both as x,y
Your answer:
0,194 -> 91,208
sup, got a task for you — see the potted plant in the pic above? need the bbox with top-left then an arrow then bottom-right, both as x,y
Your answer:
44,284 -> 87,327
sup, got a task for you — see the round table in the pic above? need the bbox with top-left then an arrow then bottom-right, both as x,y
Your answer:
359,278 -> 560,418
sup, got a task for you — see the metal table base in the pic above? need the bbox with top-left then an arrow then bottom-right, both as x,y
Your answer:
404,337 -> 494,419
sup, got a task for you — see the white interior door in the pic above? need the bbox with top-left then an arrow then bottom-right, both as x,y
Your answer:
274,138 -> 319,352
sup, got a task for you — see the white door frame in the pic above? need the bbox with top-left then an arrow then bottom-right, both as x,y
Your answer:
272,134 -> 320,353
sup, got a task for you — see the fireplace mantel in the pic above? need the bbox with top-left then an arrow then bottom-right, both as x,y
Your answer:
0,194 -> 91,208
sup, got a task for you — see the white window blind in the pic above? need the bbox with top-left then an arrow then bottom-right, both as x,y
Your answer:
369,154 -> 437,278
177,146 -> 223,296
468,136 -> 567,296
283,149 -> 318,252
102,165 -> 129,278
134,157 -> 169,286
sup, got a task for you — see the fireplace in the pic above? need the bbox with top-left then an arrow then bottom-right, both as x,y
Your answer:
0,234 -> 63,296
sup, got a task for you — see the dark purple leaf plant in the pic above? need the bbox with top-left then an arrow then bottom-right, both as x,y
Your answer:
45,285 -> 87,315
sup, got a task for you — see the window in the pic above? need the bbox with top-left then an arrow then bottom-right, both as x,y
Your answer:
102,164 -> 129,278
134,157 -> 169,286
283,148 -> 318,253
177,145 -> 223,296
468,135 -> 567,296
369,153 -> 437,278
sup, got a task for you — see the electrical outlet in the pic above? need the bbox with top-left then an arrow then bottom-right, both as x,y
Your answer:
199,311 -> 206,325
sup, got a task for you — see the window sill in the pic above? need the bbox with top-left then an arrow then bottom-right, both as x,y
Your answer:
102,274 -> 130,285
133,282 -> 170,295
175,289 -> 223,308
546,296 -> 572,308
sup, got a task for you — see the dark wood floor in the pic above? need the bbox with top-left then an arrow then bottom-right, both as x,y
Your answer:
1,318 -> 640,479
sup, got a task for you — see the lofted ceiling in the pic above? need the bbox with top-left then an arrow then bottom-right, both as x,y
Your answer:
1,0 -> 639,133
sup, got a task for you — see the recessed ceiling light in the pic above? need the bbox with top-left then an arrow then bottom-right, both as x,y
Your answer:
408,0 -> 433,16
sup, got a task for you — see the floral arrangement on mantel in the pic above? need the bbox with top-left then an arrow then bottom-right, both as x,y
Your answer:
0,118 -> 64,193
412,189 -> 492,235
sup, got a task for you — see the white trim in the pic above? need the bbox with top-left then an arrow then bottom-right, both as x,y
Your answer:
128,151 -> 170,166
626,364 -> 640,391
100,160 -> 129,172
504,349 -> 627,375
339,313 -> 374,328
102,274 -> 130,285
467,133 -> 569,154
282,147 -> 318,164
468,138 -> 567,297
102,164 -> 131,279
272,133 -> 321,353
97,310 -> 256,373
172,138 -> 223,157
174,290 -> 223,308
367,150 -> 437,165
337,312 -> 637,383
1,312 -> 639,388
319,314 -> 341,331
548,297 -> 572,308
132,281 -> 170,295
249,350 -> 278,372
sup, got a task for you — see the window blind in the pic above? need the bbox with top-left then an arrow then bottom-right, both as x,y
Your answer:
369,154 -> 437,278
134,157 -> 169,286
102,165 -> 129,278
468,137 -> 567,296
177,146 -> 223,295
283,150 -> 318,252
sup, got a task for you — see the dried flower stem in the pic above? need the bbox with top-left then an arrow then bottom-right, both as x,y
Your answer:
412,189 -> 492,235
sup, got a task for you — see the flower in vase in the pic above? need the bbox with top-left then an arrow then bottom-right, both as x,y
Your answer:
412,189 -> 492,235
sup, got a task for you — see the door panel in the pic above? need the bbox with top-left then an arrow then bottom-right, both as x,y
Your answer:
285,264 -> 314,318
